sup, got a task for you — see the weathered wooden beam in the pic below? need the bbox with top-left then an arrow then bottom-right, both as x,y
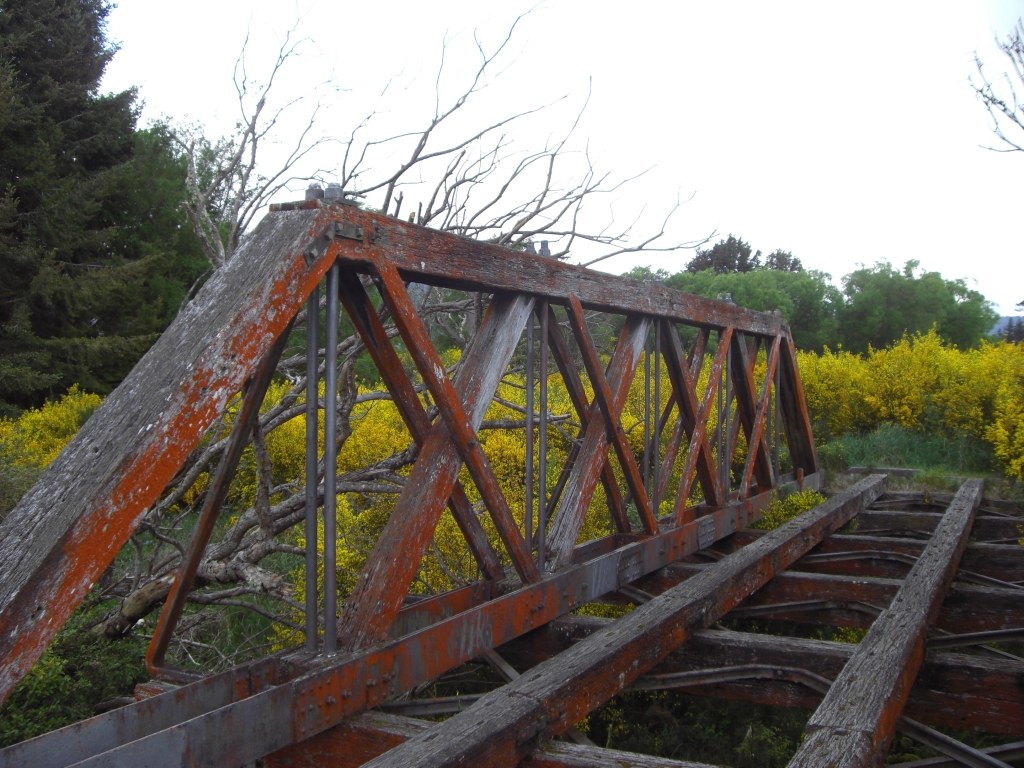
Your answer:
634,564 -> 1024,634
853,510 -> 1022,543
263,710 -> 717,768
0,208 -> 337,705
722,530 -> 1024,585
498,620 -> 1024,735
357,475 -> 886,768
790,479 -> 985,767
18,486 -> 793,768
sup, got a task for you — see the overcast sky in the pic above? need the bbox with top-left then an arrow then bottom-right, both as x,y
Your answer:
101,1 -> 1023,315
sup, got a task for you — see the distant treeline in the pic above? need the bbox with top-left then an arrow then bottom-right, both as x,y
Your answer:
628,234 -> 999,356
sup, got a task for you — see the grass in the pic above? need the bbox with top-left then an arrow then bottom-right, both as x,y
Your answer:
817,423 -> 995,477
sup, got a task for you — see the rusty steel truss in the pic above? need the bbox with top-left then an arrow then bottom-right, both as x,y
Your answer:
0,201 -> 1021,768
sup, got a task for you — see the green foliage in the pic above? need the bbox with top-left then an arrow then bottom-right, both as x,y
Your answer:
0,1 -> 208,415
0,598 -> 149,748
685,234 -> 763,274
817,423 -> 994,476
749,489 -> 826,531
584,691 -> 808,766
837,260 -> 997,353
667,267 -> 842,353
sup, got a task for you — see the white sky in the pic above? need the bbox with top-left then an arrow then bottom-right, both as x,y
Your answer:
101,1 -> 1024,315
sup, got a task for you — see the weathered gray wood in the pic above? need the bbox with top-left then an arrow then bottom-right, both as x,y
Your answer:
0,208 -> 337,704
359,475 -> 886,768
853,509 -> 1021,542
500,620 -> 1024,735
790,479 -> 985,768
289,201 -> 789,338
263,710 -> 717,768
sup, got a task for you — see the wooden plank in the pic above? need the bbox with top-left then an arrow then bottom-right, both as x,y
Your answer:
723,530 -> 1024,585
790,479 -> 985,767
338,292 -> 535,651
358,475 -> 887,768
545,316 -> 650,569
498,621 -> 1024,735
264,711 -> 717,768
854,510 -> 1021,543
286,201 -> 788,338
0,208 -> 337,705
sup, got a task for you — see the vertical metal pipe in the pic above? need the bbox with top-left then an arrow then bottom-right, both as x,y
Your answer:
653,321 -> 661,511
525,313 -> 534,550
642,337 -> 650,495
724,343 -> 732,498
774,344 -> 781,477
538,301 -> 548,570
717,333 -> 724,497
304,284 -> 319,653
322,264 -> 339,655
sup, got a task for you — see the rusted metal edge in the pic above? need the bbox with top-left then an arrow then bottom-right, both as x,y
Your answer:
790,479 -> 985,767
3,477 -> 817,768
357,475 -> 886,768
0,208 -> 340,706
312,203 -> 788,338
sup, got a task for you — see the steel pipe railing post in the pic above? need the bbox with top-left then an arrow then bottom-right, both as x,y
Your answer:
525,312 -> 534,551
774,344 -> 781,477
538,301 -> 548,570
653,320 -> 661,511
304,284 -> 320,653
643,335 -> 651,495
323,263 -> 339,655
724,343 -> 732,499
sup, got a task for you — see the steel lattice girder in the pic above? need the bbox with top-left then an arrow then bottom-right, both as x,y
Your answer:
0,200 -> 824,767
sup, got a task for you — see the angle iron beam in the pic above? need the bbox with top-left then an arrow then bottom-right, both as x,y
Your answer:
656,327 -> 709,509
738,334 -> 780,499
17,483 -> 806,768
369,261 -> 538,583
356,475 -> 887,768
666,324 -> 730,515
338,292 -> 537,651
335,269 -> 504,580
307,202 -> 788,338
790,479 -> 985,767
147,317 -> 296,678
541,304 -> 629,534
0,207 -> 340,706
564,296 -> 657,535
545,315 -> 651,569
775,333 -> 819,475
728,332 -> 775,493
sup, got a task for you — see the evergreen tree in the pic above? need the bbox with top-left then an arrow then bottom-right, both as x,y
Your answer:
0,1 -> 207,415
685,235 -> 762,274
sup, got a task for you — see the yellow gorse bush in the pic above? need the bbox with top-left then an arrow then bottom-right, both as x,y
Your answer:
798,330 -> 1024,479
0,385 -> 103,470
